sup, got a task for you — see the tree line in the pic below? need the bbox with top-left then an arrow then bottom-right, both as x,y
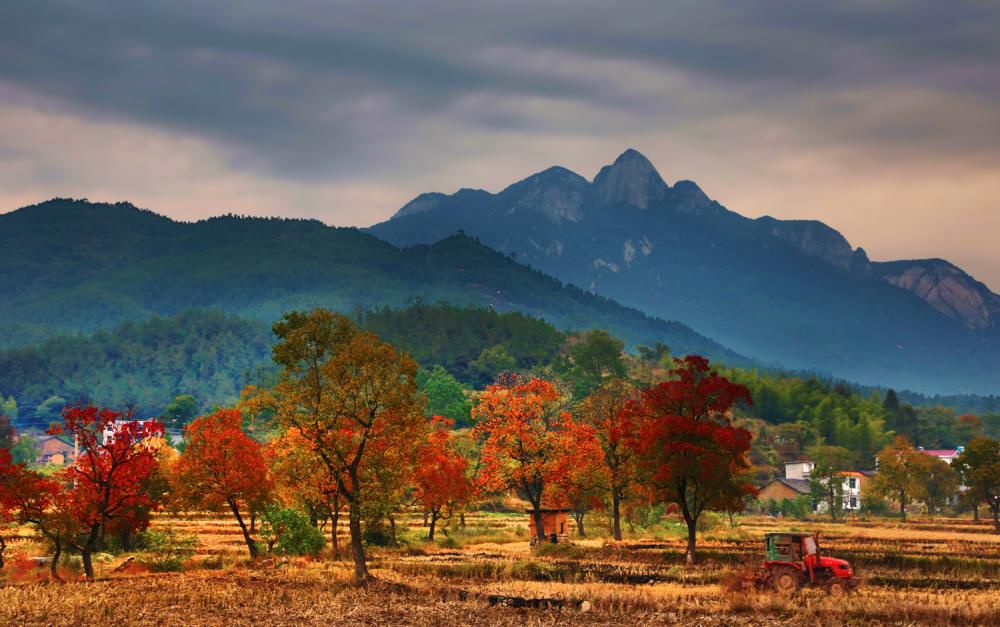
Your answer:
0,308 -> 759,583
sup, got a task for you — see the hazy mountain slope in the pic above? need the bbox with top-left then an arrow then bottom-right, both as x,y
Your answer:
369,150 -> 1000,394
0,199 -> 746,366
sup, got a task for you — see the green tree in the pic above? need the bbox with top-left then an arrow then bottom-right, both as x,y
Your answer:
162,394 -> 199,430
870,436 -> 927,521
1,396 -> 17,422
35,395 -> 66,426
9,436 -> 39,465
806,445 -> 853,521
417,366 -> 472,427
470,345 -> 516,386
566,330 -> 626,399
0,414 -> 14,451
953,438 -> 1000,532
923,455 -> 960,515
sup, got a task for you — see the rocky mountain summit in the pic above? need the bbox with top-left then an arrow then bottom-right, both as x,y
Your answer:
370,149 -> 1000,393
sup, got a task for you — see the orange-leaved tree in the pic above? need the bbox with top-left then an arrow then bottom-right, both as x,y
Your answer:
259,308 -> 426,585
626,356 -> 755,564
173,408 -> 272,558
577,378 -> 639,541
268,429 -> 345,556
414,417 -> 474,540
473,373 -> 602,545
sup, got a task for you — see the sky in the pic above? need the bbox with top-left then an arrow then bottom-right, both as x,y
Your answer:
2,1 -> 999,288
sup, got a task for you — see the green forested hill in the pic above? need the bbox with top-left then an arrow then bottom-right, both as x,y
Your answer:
0,304 -> 569,429
0,199 -> 745,367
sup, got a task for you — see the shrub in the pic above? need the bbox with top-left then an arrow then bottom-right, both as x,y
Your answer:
260,505 -> 326,557
533,542 -> 585,559
696,512 -> 723,532
200,554 -> 225,570
507,559 -> 563,581
142,527 -> 198,572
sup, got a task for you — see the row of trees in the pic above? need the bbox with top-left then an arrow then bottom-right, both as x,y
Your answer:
782,435 -> 1000,528
0,308 -> 760,584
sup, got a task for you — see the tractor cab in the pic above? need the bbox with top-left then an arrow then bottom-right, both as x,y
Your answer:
760,532 -> 859,595
764,532 -> 819,569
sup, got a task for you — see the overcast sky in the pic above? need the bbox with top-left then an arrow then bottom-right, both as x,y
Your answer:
2,1 -> 999,287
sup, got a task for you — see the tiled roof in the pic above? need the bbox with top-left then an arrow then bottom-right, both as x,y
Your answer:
776,478 -> 811,494
922,449 -> 959,457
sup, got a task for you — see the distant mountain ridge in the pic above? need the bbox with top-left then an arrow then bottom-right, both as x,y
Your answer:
369,149 -> 1000,394
0,198 -> 746,367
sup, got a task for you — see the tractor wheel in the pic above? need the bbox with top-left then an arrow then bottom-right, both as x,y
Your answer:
825,580 -> 848,597
770,566 -> 800,594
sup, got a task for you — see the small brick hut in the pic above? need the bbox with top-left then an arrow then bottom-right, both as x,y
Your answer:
527,508 -> 571,544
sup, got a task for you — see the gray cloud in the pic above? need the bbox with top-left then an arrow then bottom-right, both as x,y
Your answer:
3,1 -> 998,178
1,1 -> 999,284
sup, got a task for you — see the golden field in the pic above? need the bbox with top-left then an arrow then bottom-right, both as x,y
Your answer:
2,511 -> 999,626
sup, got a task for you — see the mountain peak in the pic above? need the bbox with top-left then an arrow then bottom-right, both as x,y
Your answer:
592,149 -> 667,209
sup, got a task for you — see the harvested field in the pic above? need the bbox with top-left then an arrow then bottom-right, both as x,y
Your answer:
2,512 -> 999,625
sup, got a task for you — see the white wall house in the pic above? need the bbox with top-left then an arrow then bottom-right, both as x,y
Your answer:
784,461 -> 864,512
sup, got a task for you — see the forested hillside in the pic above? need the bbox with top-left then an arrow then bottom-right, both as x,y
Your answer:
0,199 -> 743,367
0,305 -> 572,430
3,305 -> 998,472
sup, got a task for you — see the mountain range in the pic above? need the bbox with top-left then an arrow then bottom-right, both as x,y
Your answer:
369,149 -> 1000,394
0,198 -> 741,365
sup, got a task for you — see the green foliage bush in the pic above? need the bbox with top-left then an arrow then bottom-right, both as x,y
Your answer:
260,505 -> 326,557
142,527 -> 198,572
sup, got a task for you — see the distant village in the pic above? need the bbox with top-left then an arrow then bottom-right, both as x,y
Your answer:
758,448 -> 965,517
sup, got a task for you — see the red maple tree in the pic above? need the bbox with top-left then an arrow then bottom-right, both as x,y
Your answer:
473,374 -> 602,545
626,356 -> 755,564
0,448 -> 65,578
173,408 -> 272,559
413,417 -> 474,540
50,405 -> 165,579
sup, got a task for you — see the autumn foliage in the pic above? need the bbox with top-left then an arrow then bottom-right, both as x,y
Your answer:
413,417 -> 474,540
473,374 -> 602,544
626,356 -> 755,563
173,408 -> 271,558
261,308 -> 426,584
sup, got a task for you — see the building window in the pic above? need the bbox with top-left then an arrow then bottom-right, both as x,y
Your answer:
849,497 -> 857,509
848,478 -> 857,489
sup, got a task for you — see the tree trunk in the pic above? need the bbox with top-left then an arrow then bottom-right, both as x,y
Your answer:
899,489 -> 907,521
388,514 -> 398,547
348,497 -> 369,585
0,535 -> 6,570
612,492 -> 623,541
573,512 -> 586,537
250,511 -> 257,534
533,506 -> 547,546
50,541 -> 62,581
992,502 -> 1000,533
460,512 -> 466,529
229,498 -> 257,559
331,507 -> 341,559
82,544 -> 95,581
423,511 -> 429,527
428,511 -> 438,541
973,503 -> 979,521
684,517 -> 698,565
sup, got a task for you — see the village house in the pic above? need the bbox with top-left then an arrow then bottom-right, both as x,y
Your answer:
919,446 -> 965,506
35,434 -> 76,466
919,447 -> 964,465
759,461 -> 869,513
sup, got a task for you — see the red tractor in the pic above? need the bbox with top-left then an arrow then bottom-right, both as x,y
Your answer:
744,532 -> 860,596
